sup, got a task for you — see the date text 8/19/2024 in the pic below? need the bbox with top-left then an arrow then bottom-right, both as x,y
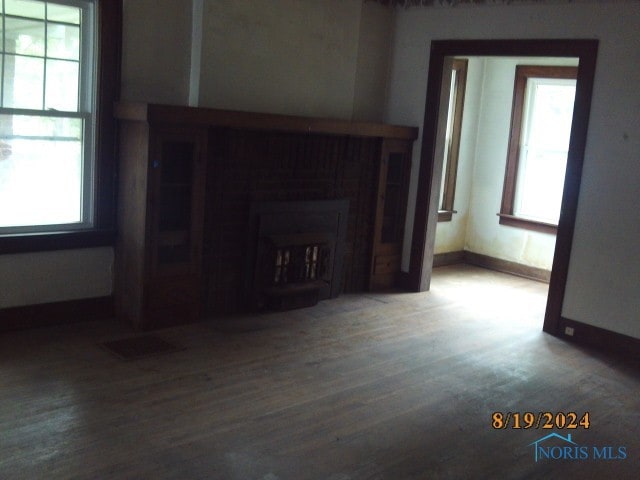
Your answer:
492,412 -> 590,430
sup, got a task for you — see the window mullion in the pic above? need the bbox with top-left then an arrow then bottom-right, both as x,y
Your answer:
42,1 -> 48,109
0,106 -> 87,118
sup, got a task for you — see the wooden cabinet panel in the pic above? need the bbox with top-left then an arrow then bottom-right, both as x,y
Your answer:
369,139 -> 412,291
115,122 -> 206,330
373,254 -> 401,275
146,276 -> 200,309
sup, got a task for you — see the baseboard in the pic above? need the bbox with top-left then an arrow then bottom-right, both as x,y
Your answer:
463,251 -> 551,283
0,296 -> 114,332
558,317 -> 640,360
433,250 -> 466,267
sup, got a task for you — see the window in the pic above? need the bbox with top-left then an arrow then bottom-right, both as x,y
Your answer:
0,0 -> 121,252
438,58 -> 467,222
499,65 -> 577,234
0,0 -> 95,232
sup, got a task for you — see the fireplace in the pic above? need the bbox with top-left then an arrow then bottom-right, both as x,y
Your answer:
246,199 -> 349,310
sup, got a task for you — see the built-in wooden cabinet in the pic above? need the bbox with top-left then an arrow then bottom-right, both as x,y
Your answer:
114,113 -> 207,330
369,138 -> 413,291
114,103 -> 417,328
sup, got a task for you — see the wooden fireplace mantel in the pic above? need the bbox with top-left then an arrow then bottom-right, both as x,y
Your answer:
114,102 -> 419,141
114,102 -> 418,329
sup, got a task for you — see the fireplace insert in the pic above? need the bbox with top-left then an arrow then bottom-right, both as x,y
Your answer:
246,199 -> 349,310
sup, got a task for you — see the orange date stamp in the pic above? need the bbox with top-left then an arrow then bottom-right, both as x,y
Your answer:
492,411 -> 591,429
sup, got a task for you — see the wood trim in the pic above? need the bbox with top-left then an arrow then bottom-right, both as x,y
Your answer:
498,214 -> 557,235
432,250 -> 550,281
406,39 -> 599,342
115,103 -> 419,140
437,210 -> 453,222
0,230 -> 115,254
0,296 -> 114,332
95,0 -> 123,231
543,42 -> 598,336
559,317 -> 640,360
432,250 -> 465,267
464,251 -> 550,283
407,41 -> 446,291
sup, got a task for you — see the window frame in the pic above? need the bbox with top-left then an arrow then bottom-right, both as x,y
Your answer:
0,0 -> 121,254
438,58 -> 467,222
499,64 -> 578,234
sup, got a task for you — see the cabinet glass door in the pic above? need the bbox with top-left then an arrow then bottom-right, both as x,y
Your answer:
381,152 -> 406,244
155,140 -> 197,267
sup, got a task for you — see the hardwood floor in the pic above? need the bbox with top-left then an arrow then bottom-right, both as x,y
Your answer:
1,265 -> 638,479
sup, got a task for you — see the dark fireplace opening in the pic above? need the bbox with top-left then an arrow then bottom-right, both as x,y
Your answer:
246,200 -> 349,311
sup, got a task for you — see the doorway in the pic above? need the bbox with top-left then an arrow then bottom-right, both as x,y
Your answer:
434,56 -> 578,288
405,40 -> 598,336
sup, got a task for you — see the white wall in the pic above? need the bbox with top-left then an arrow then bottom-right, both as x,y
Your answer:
352,1 -> 395,121
387,1 -> 640,339
198,0 -> 361,119
0,248 -> 113,308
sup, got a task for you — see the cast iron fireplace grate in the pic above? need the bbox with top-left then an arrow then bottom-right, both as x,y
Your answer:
247,199 -> 349,311
100,335 -> 183,360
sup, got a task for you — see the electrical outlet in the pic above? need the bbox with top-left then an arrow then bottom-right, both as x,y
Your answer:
564,326 -> 575,336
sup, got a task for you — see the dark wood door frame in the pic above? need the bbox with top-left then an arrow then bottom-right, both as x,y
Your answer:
406,39 -> 598,336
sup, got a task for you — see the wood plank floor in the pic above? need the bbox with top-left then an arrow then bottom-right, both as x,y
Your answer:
1,264 -> 638,479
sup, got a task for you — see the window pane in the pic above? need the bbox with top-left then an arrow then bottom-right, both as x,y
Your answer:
5,0 -> 45,19
47,22 -> 80,60
47,4 -> 81,24
5,17 -> 46,56
439,71 -> 457,210
527,83 -> 575,151
515,148 -> 566,224
2,54 -> 44,109
514,77 -> 575,224
0,114 -> 83,228
45,59 -> 79,111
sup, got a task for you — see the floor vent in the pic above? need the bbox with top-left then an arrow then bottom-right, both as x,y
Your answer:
101,335 -> 182,360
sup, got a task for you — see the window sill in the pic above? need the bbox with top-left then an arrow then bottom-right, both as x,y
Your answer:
0,229 -> 115,255
498,214 -> 557,235
438,210 -> 457,222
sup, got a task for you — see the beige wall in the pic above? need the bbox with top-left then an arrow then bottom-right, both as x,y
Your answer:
199,0 -> 361,118
352,1 -> 394,121
121,0 -> 393,117
387,1 -> 640,339
120,0 -> 192,104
